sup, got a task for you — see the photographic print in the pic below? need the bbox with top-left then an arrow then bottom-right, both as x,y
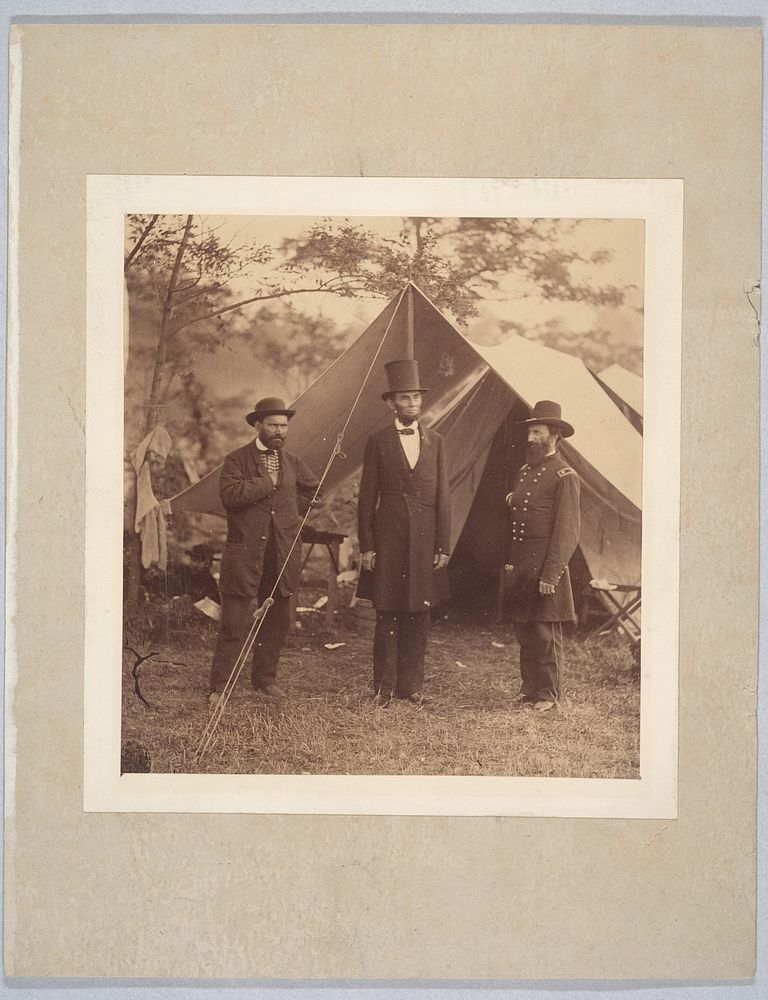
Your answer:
85,176 -> 681,815
8,20 -> 759,981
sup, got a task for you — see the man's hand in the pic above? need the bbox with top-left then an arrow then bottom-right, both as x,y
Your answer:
433,552 -> 450,570
539,580 -> 556,596
361,551 -> 376,572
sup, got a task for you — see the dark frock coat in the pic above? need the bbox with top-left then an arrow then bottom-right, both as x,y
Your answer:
358,424 -> 451,613
217,441 -> 320,598
505,451 -> 581,623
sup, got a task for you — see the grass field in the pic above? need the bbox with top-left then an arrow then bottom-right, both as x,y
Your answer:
122,580 -> 640,778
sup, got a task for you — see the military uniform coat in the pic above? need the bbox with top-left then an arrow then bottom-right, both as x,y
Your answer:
217,441 -> 319,598
505,451 -> 581,622
358,424 -> 451,613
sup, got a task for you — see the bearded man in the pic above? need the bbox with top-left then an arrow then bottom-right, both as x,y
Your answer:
208,397 -> 320,708
358,359 -> 451,705
504,401 -> 581,713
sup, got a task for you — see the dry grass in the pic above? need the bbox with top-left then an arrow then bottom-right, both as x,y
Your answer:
121,585 -> 639,778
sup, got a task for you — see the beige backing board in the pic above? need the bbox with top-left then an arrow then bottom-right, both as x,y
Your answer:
5,24 -> 761,979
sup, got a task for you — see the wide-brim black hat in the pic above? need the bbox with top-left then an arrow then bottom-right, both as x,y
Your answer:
381,359 -> 429,401
245,396 -> 296,426
518,400 -> 575,438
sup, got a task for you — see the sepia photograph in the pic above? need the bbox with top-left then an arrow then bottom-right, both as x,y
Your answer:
8,18 -> 759,980
84,176 -> 680,815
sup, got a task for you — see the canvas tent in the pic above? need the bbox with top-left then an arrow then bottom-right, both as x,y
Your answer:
594,362 -> 643,433
171,284 -> 642,601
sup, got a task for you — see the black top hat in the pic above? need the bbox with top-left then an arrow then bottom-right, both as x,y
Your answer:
245,396 -> 296,426
518,400 -> 575,438
382,359 -> 429,401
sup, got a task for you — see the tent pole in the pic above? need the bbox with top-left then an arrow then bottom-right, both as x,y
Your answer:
406,283 -> 414,359
496,413 -> 512,622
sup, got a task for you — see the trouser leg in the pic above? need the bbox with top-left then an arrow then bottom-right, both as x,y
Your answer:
251,533 -> 292,689
514,620 -> 562,702
373,612 -> 398,697
395,611 -> 430,697
251,593 -> 291,688
209,594 -> 254,693
513,622 -> 537,701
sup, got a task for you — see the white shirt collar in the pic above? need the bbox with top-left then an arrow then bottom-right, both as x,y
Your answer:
254,437 -> 269,451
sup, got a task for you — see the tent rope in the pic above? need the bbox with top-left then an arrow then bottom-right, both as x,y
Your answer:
194,285 -> 408,759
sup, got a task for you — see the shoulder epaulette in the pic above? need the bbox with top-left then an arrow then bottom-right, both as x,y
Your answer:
557,467 -> 576,478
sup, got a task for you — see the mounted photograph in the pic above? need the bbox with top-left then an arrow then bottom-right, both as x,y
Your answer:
85,176 -> 681,815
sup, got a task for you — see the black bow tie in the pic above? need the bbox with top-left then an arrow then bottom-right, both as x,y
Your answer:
263,449 -> 277,457
398,428 -> 415,436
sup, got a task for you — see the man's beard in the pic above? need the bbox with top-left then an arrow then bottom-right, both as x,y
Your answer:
260,433 -> 284,450
526,441 -> 550,466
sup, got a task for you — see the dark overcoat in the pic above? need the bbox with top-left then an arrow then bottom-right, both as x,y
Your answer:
217,441 -> 319,598
358,424 -> 451,613
505,451 -> 581,623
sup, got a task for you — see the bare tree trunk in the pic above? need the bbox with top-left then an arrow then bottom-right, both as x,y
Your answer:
125,534 -> 143,608
126,217 -> 193,606
412,217 -> 425,255
124,476 -> 143,607
142,214 -> 194,437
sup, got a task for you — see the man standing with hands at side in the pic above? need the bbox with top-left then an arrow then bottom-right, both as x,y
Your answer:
209,397 -> 320,709
504,400 -> 581,713
358,359 -> 451,706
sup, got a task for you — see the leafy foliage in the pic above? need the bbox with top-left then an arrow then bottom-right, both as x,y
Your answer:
280,216 -> 629,325
124,211 -> 635,459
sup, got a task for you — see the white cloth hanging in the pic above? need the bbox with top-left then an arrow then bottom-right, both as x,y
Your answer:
130,425 -> 172,571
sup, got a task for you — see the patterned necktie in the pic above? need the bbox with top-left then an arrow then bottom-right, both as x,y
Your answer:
398,428 -> 415,436
261,449 -> 280,483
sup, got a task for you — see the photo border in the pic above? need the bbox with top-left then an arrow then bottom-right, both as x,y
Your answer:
84,175 -> 682,817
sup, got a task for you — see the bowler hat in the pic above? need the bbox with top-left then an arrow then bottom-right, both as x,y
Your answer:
518,400 -> 575,438
382,359 -> 428,401
245,396 -> 296,426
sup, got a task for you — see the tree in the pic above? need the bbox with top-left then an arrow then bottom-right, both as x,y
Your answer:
282,216 -> 629,323
126,214 -> 278,437
125,213 -> 630,439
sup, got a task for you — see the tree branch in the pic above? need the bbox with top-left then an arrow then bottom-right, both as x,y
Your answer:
173,284 -> 219,309
124,214 -> 159,273
170,285 -> 341,334
174,280 -> 203,298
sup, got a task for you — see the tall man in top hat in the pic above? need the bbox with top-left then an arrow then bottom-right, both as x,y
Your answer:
209,397 -> 320,708
504,401 -> 581,713
358,359 -> 451,704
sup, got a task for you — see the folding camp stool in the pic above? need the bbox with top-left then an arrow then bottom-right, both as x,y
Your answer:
299,526 -> 347,628
588,580 -> 641,665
